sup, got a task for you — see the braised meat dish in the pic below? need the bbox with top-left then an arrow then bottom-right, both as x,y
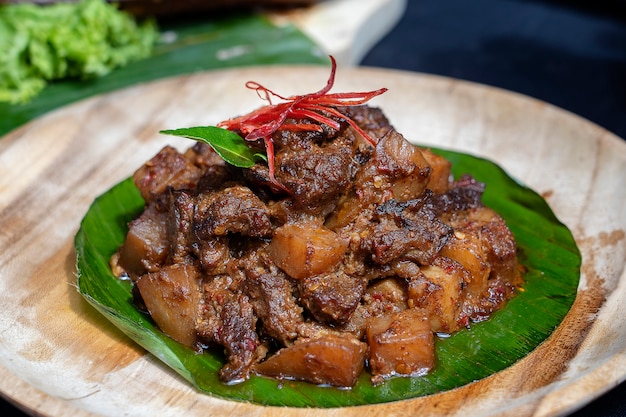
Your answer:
111,104 -> 523,387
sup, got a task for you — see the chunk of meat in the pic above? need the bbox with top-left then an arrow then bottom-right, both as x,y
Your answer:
197,274 -> 264,383
466,208 -> 520,283
167,190 -> 195,265
274,132 -> 358,216
238,248 -> 304,345
328,131 -> 433,231
356,129 -> 432,204
363,278 -> 409,317
407,257 -> 469,333
445,206 -> 522,321
420,148 -> 451,194
339,105 -> 393,143
193,237 -> 231,275
194,185 -> 272,238
255,333 -> 368,387
366,308 -> 434,383
135,264 -> 201,347
166,191 -> 232,274
133,146 -> 203,204
426,174 -> 485,216
363,196 -> 453,265
299,269 -> 368,324
384,135 -> 432,201
115,202 -> 168,277
267,222 -> 348,280
440,230 -> 490,296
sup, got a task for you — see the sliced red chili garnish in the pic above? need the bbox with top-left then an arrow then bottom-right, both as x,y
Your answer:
218,56 -> 387,191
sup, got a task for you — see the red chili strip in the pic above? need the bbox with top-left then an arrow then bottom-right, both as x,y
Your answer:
217,56 -> 387,192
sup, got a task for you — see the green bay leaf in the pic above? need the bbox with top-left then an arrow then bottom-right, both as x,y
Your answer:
160,126 -> 266,168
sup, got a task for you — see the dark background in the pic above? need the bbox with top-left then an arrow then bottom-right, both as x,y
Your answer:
363,0 -> 626,141
1,0 -> 624,415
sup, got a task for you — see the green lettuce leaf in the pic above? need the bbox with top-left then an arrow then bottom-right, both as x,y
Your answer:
0,0 -> 158,104
75,148 -> 581,407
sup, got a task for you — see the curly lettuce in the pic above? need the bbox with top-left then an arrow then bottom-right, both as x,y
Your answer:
0,0 -> 158,104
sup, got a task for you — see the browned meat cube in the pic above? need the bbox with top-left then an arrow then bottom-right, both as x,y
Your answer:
268,222 -> 348,280
366,308 -> 434,383
323,190 -> 364,230
364,196 -> 453,266
356,130 -> 432,203
439,230 -> 490,295
133,146 -> 203,203
298,269 -> 368,324
136,264 -> 201,347
421,148 -> 451,194
194,185 -> 272,238
115,202 -> 168,277
166,190 -> 195,265
239,248 -> 304,345
363,278 -> 409,316
445,207 -> 522,320
408,257 -> 468,333
384,134 -> 432,201
273,134 -> 357,216
197,274 -> 264,384
464,207 -> 520,284
255,333 -> 368,387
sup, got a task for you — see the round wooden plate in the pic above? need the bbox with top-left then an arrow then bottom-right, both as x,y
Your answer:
0,66 -> 624,417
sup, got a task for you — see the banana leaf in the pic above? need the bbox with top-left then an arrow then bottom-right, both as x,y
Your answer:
75,148 -> 581,407
0,13 -> 328,137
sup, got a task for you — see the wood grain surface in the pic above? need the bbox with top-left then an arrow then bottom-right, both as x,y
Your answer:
0,66 -> 624,417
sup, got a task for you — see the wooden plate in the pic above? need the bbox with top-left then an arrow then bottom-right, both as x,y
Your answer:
0,66 -> 624,417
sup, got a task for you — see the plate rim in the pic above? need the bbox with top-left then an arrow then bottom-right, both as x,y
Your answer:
1,64 -> 625,417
